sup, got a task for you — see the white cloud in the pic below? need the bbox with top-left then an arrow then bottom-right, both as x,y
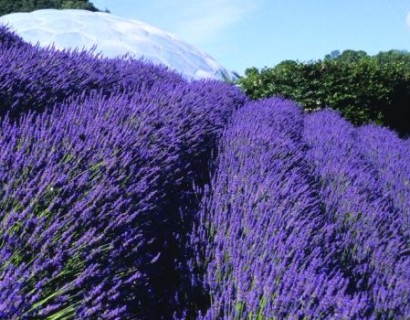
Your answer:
407,12 -> 410,27
93,0 -> 265,55
151,0 -> 264,45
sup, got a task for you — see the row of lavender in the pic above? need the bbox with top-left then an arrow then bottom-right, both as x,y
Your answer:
193,99 -> 410,319
1,25 -> 409,319
0,25 -> 186,120
0,26 -> 247,318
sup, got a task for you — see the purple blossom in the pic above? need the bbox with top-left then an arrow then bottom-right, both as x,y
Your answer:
1,24 -> 408,319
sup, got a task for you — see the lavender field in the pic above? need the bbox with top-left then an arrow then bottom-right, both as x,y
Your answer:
0,26 -> 409,319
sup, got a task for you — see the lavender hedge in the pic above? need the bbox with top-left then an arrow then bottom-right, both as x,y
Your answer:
191,101 -> 409,319
0,25 -> 30,49
192,99 -> 362,319
356,125 -> 410,239
303,110 -> 410,318
0,26 -> 185,119
0,25 -> 409,319
0,77 -> 245,318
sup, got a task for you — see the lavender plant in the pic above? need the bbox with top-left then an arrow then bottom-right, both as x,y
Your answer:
303,110 -> 410,318
192,99 -> 364,319
0,22 -> 409,320
0,25 -> 184,119
0,79 -> 245,318
357,124 -> 410,239
0,24 -> 30,49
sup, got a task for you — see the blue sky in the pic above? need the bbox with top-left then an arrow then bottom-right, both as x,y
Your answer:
91,0 -> 410,75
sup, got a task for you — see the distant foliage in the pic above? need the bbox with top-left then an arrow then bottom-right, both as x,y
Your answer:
0,26 -> 409,319
238,50 -> 410,137
0,0 -> 107,16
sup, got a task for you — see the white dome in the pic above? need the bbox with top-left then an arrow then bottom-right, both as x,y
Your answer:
0,9 -> 231,80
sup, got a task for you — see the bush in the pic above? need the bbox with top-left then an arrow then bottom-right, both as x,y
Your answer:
0,0 -> 105,16
0,26 -> 247,319
191,100 -> 410,318
238,50 -> 410,137
0,26 -> 186,119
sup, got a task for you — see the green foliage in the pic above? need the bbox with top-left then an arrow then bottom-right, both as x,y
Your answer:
239,50 -> 410,137
0,0 -> 108,16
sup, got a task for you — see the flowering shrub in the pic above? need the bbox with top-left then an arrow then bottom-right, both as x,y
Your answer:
0,24 -> 29,49
193,99 -> 360,319
303,110 -> 410,317
356,125 -> 410,238
0,26 -> 409,319
190,103 -> 410,319
0,33 -> 185,119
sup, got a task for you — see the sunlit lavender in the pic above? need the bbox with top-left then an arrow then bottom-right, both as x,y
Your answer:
0,25 -> 409,319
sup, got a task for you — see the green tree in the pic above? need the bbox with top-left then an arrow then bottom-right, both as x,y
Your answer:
238,50 -> 410,137
0,0 -> 108,16
326,49 -> 368,63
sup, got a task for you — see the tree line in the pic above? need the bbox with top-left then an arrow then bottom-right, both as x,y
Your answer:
238,50 -> 410,137
0,0 -> 108,16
